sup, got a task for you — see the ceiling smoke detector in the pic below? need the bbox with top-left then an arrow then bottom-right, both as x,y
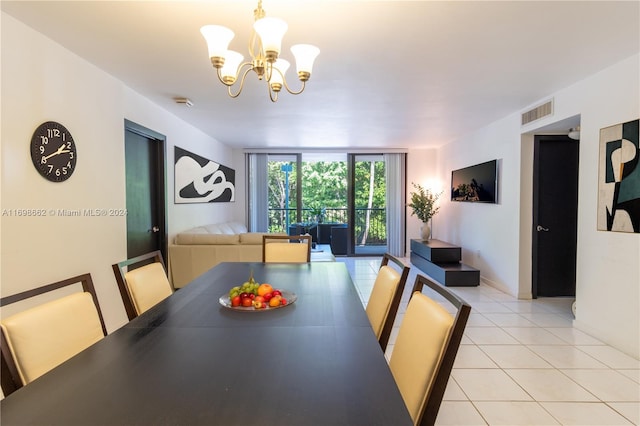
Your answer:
175,97 -> 194,107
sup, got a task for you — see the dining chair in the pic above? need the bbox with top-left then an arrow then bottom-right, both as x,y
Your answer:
365,253 -> 410,351
112,250 -> 173,320
0,273 -> 107,396
262,235 -> 312,263
389,274 -> 471,426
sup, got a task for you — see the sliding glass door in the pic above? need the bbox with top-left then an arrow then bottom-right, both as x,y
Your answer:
350,154 -> 388,255
249,152 -> 404,257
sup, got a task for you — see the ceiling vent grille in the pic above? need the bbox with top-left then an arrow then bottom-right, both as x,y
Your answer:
521,99 -> 553,126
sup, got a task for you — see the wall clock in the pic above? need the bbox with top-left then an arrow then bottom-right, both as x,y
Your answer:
30,121 -> 77,182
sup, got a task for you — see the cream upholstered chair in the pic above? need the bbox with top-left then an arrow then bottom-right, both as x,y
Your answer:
389,274 -> 471,426
365,253 -> 410,351
0,273 -> 107,396
112,251 -> 173,320
262,235 -> 312,263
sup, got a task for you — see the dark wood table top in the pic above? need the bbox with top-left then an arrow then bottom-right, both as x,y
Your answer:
1,262 -> 412,426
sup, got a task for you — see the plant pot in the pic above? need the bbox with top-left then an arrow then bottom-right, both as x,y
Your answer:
420,222 -> 431,241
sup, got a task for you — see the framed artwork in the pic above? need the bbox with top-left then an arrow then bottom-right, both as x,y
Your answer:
174,146 -> 235,203
597,118 -> 639,233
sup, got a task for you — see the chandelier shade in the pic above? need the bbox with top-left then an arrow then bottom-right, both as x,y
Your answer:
200,0 -> 319,102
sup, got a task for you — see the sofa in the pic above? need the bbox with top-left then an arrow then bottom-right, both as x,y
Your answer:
168,222 -> 334,288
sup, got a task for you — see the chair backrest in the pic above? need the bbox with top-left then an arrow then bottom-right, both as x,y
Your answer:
0,273 -> 107,396
112,251 -> 173,320
262,235 -> 312,263
389,274 -> 471,426
365,253 -> 410,351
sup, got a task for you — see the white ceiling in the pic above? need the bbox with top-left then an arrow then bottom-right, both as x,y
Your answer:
2,1 -> 639,150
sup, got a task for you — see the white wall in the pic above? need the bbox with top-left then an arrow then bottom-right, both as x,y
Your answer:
0,13 -> 242,332
427,54 -> 639,358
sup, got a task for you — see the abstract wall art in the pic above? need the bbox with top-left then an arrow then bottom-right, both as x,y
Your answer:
598,119 -> 639,233
174,146 -> 235,203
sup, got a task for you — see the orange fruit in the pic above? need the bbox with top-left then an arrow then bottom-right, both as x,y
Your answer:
269,296 -> 281,307
258,283 -> 273,297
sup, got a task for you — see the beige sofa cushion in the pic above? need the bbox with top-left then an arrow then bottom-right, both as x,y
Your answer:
202,222 -> 247,234
0,292 -> 104,385
239,232 -> 278,245
175,233 -> 240,245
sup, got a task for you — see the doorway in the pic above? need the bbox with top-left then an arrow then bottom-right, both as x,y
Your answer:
124,120 -> 167,261
532,134 -> 579,297
350,154 -> 388,256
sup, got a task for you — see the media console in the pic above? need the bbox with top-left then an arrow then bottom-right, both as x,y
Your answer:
410,239 -> 479,287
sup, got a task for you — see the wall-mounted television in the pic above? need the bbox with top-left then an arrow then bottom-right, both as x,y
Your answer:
451,159 -> 498,203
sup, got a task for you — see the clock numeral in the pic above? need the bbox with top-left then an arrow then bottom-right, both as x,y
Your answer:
41,156 -> 47,164
47,165 -> 53,174
39,145 -> 45,154
40,136 -> 49,145
47,129 -> 61,138
66,142 -> 71,149
55,168 -> 61,177
62,167 -> 68,175
69,152 -> 74,159
67,161 -> 73,169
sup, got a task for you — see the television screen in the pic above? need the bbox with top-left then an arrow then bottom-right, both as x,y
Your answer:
451,160 -> 498,203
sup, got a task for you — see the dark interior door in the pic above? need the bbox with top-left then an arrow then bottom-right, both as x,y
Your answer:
532,135 -> 579,297
124,121 -> 166,261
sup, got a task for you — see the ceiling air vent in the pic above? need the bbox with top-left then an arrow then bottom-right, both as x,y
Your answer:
521,99 -> 553,126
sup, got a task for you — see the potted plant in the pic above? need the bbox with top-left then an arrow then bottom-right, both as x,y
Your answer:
308,203 -> 326,223
408,182 -> 442,240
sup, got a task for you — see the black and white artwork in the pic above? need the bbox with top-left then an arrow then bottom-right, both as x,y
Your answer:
174,146 -> 235,203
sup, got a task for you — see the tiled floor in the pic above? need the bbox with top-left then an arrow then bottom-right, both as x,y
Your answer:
338,256 -> 640,426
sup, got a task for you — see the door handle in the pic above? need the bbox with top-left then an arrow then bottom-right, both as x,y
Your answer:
149,226 -> 160,233
536,225 -> 549,232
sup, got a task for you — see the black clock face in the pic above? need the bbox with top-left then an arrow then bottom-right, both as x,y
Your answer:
30,121 -> 77,182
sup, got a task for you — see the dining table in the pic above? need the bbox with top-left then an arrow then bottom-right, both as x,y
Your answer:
0,261 -> 413,425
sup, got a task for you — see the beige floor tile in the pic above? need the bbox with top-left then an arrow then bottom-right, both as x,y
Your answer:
452,369 -> 532,401
519,313 -> 574,327
482,313 -> 536,327
467,301 -> 514,313
540,402 -> 633,425
505,369 -> 598,402
435,401 -> 487,425
577,346 -> 640,369
619,369 -> 640,384
527,345 -> 608,369
442,377 -> 468,401
502,327 -> 567,345
608,402 -> 640,425
464,327 -> 521,345
454,345 -> 499,369
467,313 -> 496,327
560,369 -> 640,402
546,327 -> 605,345
479,345 -> 553,369
474,401 -> 560,425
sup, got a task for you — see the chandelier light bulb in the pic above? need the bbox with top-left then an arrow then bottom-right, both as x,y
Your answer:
220,50 -> 244,84
269,58 -> 290,91
290,44 -> 320,81
253,17 -> 288,61
200,25 -> 235,68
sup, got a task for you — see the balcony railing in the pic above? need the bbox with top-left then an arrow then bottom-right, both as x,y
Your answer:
268,208 -> 386,246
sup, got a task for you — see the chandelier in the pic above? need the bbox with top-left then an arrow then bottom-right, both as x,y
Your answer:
200,1 -> 320,102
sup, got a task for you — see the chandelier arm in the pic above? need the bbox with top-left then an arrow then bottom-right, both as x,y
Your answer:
227,66 -> 255,98
282,77 -> 306,95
